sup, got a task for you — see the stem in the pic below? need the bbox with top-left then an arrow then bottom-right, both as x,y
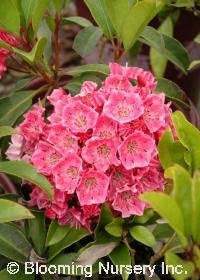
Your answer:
98,37 -> 107,63
150,233 -> 177,265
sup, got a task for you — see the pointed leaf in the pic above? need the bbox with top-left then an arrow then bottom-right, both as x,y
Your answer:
73,26 -> 103,57
141,192 -> 187,246
84,0 -> 115,39
46,220 -> 70,246
0,0 -> 20,35
0,223 -> 32,263
172,111 -> 200,170
67,64 -> 109,77
0,126 -> 16,138
129,225 -> 156,248
0,199 -> 34,223
21,0 -> 36,27
0,161 -> 54,200
62,16 -> 92,28
165,165 -> 192,236
105,218 -> 123,237
32,0 -> 50,33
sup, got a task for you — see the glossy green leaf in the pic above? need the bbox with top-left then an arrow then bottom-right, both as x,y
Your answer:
0,0 -> 20,35
76,242 -> 116,266
172,111 -> 200,170
133,209 -> 154,224
141,192 -> 187,246
150,17 -> 173,77
48,227 -> 90,261
0,223 -> 32,263
129,225 -> 156,248
158,127 -> 187,169
27,211 -> 46,255
46,220 -> 70,246
155,78 -> 189,109
62,16 -> 92,28
141,26 -> 190,72
105,218 -> 123,237
84,0 -> 115,39
192,171 -> 200,244
0,126 -> 16,138
21,0 -> 36,27
0,161 -> 53,200
188,60 -> 200,70
165,252 -> 194,280
73,26 -> 103,57
0,268 -> 35,280
0,91 -> 33,126
109,244 -> 131,280
0,199 -> 34,223
153,223 -> 174,240
67,64 -> 109,77
32,0 -> 50,33
165,165 -> 192,237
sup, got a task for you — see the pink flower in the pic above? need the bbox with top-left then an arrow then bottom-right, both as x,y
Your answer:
93,114 -> 118,139
29,187 -> 51,210
58,207 -> 86,229
6,134 -> 25,160
118,131 -> 155,169
103,90 -> 143,124
53,153 -> 82,193
109,63 -> 143,80
112,187 -> 145,217
77,169 -> 110,206
48,88 -> 69,106
119,118 -> 149,138
0,56 -> 7,79
143,94 -> 165,133
31,141 -> 62,175
19,105 -> 45,141
62,101 -> 98,133
47,125 -> 79,154
82,137 -> 120,172
82,204 -> 101,218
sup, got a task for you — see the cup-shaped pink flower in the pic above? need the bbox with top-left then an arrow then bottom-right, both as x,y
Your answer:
82,137 -> 120,172
47,125 -> 79,155
103,90 -> 143,124
77,169 -> 109,206
31,141 -> 62,175
143,93 -> 166,133
6,134 -> 25,160
118,131 -> 155,169
93,114 -> 118,139
53,153 -> 82,193
62,101 -> 98,133
112,187 -> 145,217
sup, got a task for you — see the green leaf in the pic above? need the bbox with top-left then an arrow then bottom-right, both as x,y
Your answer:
0,268 -> 35,280
73,26 -> 103,57
0,223 -> 32,263
105,218 -> 123,237
153,223 -> 174,240
171,111 -> 200,170
155,78 -> 190,109
129,225 -> 156,248
67,64 -> 109,77
48,227 -> 90,261
46,220 -> 70,246
109,244 -> 131,280
150,17 -> 173,77
27,211 -> 46,255
0,161 -> 54,200
141,26 -> 189,73
133,209 -> 154,224
52,0 -> 64,11
0,91 -> 33,126
188,60 -> 200,71
165,165 -> 192,237
165,252 -> 195,280
62,16 -> 92,28
32,0 -> 50,33
0,0 -> 20,35
76,242 -> 117,266
141,192 -> 187,247
194,33 -> 200,44
14,37 -> 47,64
128,0 -> 138,7
21,0 -> 36,27
0,126 -> 16,138
192,171 -> 200,244
158,127 -> 187,169
84,0 -> 115,39
0,199 -> 34,223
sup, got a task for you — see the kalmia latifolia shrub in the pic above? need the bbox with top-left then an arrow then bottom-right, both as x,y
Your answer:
6,63 -> 173,231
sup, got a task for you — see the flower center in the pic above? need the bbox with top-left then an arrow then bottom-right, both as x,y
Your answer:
49,152 -> 60,166
75,114 -> 87,127
117,102 -> 131,117
67,166 -> 78,179
127,141 -> 137,153
98,144 -> 110,156
85,177 -> 97,189
65,136 -> 74,147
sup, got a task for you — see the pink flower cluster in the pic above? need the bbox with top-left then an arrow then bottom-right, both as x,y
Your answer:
6,63 -> 172,230
0,28 -> 20,79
